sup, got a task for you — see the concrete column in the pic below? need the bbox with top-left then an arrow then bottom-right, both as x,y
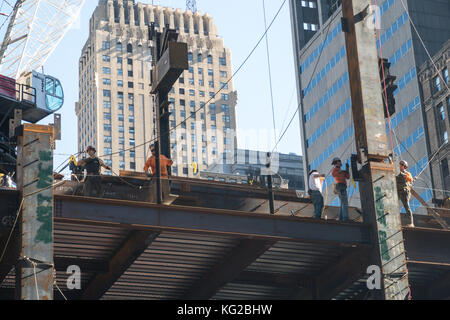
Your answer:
118,1 -> 125,25
128,1 -> 135,26
138,3 -> 144,28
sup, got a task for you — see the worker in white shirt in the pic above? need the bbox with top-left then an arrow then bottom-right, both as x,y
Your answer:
308,170 -> 325,219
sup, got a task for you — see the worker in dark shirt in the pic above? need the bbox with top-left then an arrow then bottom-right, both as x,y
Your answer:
78,146 -> 111,197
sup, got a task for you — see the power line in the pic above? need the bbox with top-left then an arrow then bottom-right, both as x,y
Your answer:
398,0 -> 450,95
82,0 -> 288,164
271,18 -> 334,155
262,0 -> 277,150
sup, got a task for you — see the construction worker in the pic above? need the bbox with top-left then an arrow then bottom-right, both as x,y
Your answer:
144,144 -> 173,203
309,170 -> 325,219
332,157 -> 350,222
77,146 -> 111,197
396,160 -> 415,227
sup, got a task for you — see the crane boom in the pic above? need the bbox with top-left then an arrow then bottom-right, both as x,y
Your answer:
186,0 -> 197,12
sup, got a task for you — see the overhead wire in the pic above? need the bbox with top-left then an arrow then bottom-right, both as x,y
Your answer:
262,0 -> 278,150
92,0 -> 288,163
271,15 -> 335,156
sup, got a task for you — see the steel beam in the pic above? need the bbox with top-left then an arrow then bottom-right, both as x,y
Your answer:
314,249 -> 371,300
183,239 -> 276,299
426,271 -> 450,299
54,195 -> 371,246
16,124 -> 54,300
404,228 -> 450,265
82,230 -> 159,300
342,0 -> 410,300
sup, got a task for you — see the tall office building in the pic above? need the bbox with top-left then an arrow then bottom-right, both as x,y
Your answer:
77,0 -> 237,177
290,0 -> 450,213
418,39 -> 450,202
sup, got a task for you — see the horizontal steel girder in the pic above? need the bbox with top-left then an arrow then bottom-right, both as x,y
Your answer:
54,195 -> 371,246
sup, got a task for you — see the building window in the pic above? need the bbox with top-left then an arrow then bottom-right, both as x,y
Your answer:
129,104 -> 134,112
442,159 -> 449,178
118,126 -> 124,133
104,136 -> 112,143
127,58 -> 133,65
180,99 -> 185,106
189,89 -> 195,96
188,52 -> 193,62
102,67 -> 111,74
103,112 -> 111,120
220,82 -> 228,89
118,114 -> 124,121
103,78 -> 111,85
104,124 -> 111,132
179,88 -> 185,95
118,103 -> 124,110
130,162 -> 136,170
179,77 -> 185,84
128,70 -> 133,77
219,57 -> 226,66
104,148 -> 112,155
129,116 -> 135,123
128,81 -> 134,88
117,57 -> 123,64
209,81 -> 214,88
199,79 -> 204,86
128,93 -> 134,101
119,137 -> 124,145
208,69 -> 214,76
208,55 -> 213,64
117,43 -> 122,52
444,68 -> 449,84
129,139 -> 135,146
117,69 -> 123,76
103,101 -> 111,109
220,71 -> 227,77
102,55 -> 110,62
103,90 -> 111,97
434,75 -> 442,93
221,93 -> 229,101
197,54 -> 202,62
127,44 -> 133,53
102,41 -> 110,50
117,80 -> 123,87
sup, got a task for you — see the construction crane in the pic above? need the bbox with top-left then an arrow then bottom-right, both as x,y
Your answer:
0,0 -> 85,180
0,0 -> 85,80
186,0 -> 197,12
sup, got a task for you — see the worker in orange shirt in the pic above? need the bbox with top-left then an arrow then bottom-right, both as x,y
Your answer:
144,144 -> 173,203
396,160 -> 415,227
332,157 -> 350,221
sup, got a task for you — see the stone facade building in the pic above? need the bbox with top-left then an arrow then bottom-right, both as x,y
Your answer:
77,0 -> 237,177
419,39 -> 450,201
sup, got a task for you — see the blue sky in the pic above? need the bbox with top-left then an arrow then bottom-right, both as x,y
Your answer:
15,0 -> 302,170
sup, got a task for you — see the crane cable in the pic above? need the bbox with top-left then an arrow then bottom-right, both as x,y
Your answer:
262,0 -> 278,150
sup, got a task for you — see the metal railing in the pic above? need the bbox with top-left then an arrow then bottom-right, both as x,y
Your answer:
0,81 -> 36,105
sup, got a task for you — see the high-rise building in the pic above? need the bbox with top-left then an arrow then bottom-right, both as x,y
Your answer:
200,149 -> 305,191
418,39 -> 450,202
290,0 -> 450,213
77,0 -> 237,177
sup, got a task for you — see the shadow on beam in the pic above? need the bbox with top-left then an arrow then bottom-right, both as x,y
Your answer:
183,239 -> 276,300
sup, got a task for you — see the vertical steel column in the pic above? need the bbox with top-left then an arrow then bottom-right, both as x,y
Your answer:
342,0 -> 410,300
16,124 -> 54,300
